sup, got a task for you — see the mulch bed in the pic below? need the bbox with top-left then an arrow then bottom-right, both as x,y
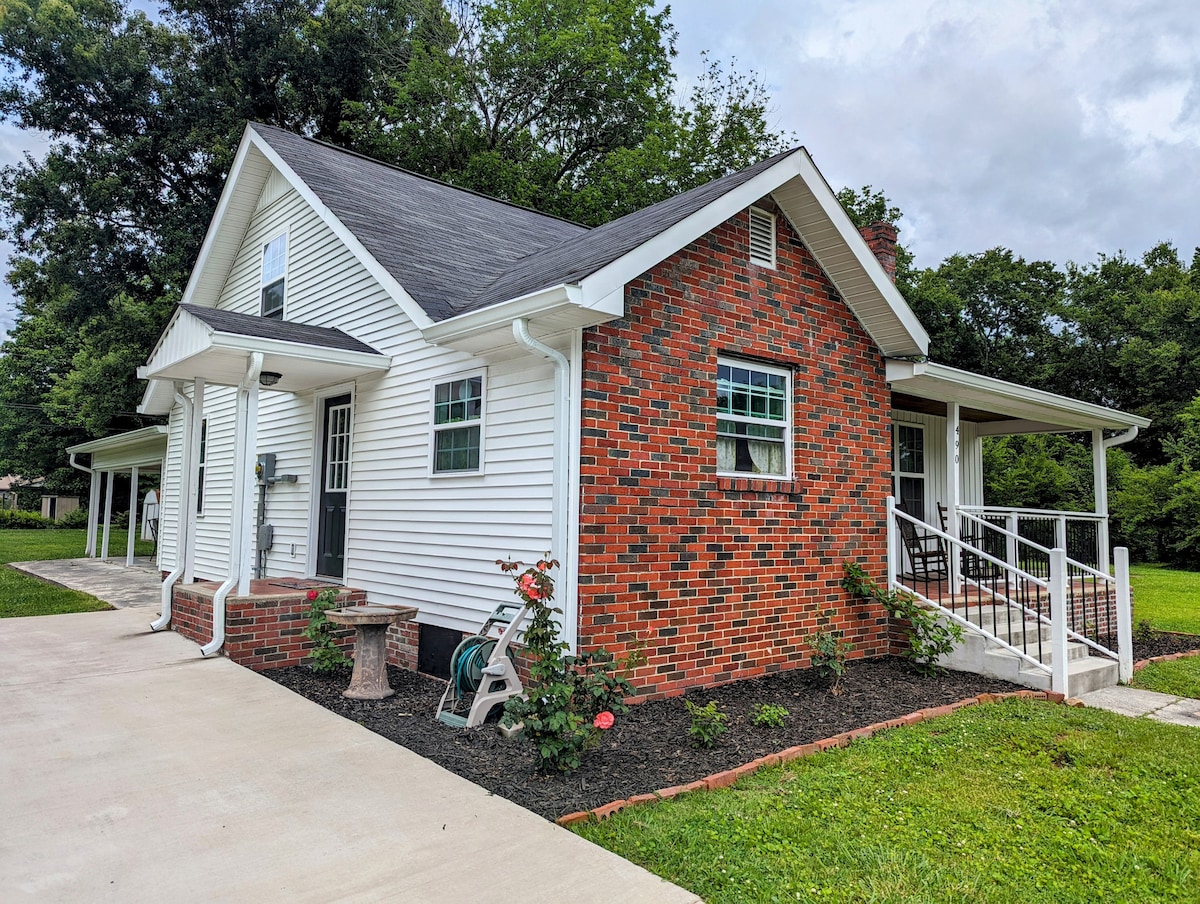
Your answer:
1133,631 -> 1200,662
266,657 -> 1024,821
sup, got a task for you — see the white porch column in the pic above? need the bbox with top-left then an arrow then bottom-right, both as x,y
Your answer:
125,465 -> 139,566
945,401 -> 961,589
184,378 -> 205,583
1092,428 -> 1110,571
86,469 -> 101,557
100,471 -> 115,560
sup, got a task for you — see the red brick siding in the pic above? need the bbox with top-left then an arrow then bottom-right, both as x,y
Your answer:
577,204 -> 894,698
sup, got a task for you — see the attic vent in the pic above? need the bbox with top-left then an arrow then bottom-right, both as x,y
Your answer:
748,206 -> 776,268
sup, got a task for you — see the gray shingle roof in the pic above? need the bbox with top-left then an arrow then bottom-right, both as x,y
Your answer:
253,124 -> 798,323
254,125 -> 587,321
181,304 -> 383,355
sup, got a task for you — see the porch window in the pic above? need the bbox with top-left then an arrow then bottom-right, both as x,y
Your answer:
716,357 -> 790,477
432,373 -> 484,473
895,423 -> 925,521
260,233 -> 287,320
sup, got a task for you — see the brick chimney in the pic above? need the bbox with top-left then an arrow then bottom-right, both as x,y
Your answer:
860,221 -> 897,282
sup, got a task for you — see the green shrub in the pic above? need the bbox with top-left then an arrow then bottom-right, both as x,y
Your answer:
685,699 -> 728,748
806,622 -> 850,694
0,510 -> 50,529
302,588 -> 352,674
55,507 -> 89,529
751,703 -> 789,729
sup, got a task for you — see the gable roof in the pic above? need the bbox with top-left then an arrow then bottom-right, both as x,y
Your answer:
180,123 -> 929,358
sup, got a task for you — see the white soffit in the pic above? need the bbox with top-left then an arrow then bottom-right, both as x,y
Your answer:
888,360 -> 1151,431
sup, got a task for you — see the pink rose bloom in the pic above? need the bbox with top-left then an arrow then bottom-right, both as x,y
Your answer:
306,589 -> 319,601
593,711 -> 615,730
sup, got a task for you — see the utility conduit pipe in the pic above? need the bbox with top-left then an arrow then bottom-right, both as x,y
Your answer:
152,384 -> 194,631
202,352 -> 262,657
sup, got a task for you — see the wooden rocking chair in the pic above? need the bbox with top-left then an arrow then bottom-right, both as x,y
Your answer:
898,506 -> 950,581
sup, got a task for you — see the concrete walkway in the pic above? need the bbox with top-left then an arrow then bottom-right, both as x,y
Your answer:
9,557 -> 162,609
0,608 -> 700,904
1078,685 -> 1200,727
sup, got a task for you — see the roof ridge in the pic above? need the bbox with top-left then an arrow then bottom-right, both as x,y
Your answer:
248,122 -> 589,232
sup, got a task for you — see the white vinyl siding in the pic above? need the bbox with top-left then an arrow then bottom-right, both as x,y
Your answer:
892,411 -> 983,522
160,174 -> 556,635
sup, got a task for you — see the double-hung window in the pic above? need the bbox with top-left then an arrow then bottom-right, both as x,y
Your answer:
260,233 -> 287,319
717,357 -> 791,477
432,373 -> 484,473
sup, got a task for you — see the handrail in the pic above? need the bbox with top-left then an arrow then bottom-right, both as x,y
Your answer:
958,510 -> 1112,583
894,506 -> 1047,588
959,504 -> 1105,521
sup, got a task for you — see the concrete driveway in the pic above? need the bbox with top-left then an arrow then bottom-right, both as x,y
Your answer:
0,608 -> 700,903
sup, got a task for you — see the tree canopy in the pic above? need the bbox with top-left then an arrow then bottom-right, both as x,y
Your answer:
0,0 -> 789,490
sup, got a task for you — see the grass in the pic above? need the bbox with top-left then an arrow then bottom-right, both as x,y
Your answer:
575,700 -> 1200,903
1130,564 -> 1200,634
1130,657 -> 1200,699
0,528 -> 154,618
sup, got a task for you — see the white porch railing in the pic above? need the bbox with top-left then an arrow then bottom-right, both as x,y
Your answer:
958,505 -> 1107,572
888,497 -> 1133,697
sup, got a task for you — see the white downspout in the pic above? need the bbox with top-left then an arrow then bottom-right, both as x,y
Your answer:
1095,426 -> 1140,572
68,452 -> 97,557
152,384 -> 194,632
202,353 -> 262,657
512,318 -> 575,648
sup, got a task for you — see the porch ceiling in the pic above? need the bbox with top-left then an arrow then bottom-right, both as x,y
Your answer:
137,305 -> 390,410
887,360 -> 1151,433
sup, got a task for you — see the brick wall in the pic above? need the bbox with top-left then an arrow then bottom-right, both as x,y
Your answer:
577,202 -> 894,699
171,584 -> 419,671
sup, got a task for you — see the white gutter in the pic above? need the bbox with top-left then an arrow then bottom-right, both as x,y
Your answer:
1103,426 -> 1139,449
202,353 -> 262,657
511,318 -> 576,648
152,384 -> 193,631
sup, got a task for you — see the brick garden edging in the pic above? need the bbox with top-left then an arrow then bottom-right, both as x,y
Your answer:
556,690 -> 1067,827
1133,648 -> 1200,672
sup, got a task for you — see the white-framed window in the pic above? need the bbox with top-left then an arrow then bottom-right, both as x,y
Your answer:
260,232 -> 287,319
895,422 -> 926,521
431,372 -> 485,474
748,206 -> 776,268
716,357 -> 790,477
325,402 -> 352,492
196,418 -> 208,515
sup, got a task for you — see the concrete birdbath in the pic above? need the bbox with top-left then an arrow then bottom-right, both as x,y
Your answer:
324,605 -> 418,700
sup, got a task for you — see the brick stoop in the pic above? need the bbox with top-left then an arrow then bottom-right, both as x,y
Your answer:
556,690 -> 1068,827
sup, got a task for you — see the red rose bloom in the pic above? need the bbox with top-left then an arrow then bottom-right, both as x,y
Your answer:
306,589 -> 319,601
593,711 -> 615,730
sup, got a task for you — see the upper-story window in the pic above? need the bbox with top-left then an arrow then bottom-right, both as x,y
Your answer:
261,233 -> 287,320
748,206 -> 776,268
432,373 -> 485,474
716,357 -> 790,477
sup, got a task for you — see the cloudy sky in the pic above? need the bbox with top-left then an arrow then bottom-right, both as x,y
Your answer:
1,0 -> 1198,340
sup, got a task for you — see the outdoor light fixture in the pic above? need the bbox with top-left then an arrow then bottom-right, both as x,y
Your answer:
259,371 -> 282,387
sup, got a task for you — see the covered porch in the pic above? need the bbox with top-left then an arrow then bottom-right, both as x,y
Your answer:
884,360 -> 1151,697
67,426 -> 168,566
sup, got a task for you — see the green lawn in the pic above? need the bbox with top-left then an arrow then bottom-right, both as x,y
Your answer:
1130,564 -> 1200,634
1131,656 -> 1200,699
0,528 -> 154,618
576,700 -> 1200,903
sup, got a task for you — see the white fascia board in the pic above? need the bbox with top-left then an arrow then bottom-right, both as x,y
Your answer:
178,125 -> 262,311
788,150 -> 930,356
138,379 -> 177,416
141,305 -> 188,373
246,126 -> 434,331
576,152 -> 807,307
888,359 -> 1152,430
421,283 -> 611,345
67,425 -> 168,455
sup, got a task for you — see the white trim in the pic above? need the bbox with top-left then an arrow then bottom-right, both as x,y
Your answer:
428,368 -> 487,477
887,359 -> 1152,431
893,422 -> 927,515
715,355 -> 793,480
259,228 -> 289,319
748,206 -> 776,268
308,382 -> 356,583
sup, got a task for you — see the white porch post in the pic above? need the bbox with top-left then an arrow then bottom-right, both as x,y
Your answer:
886,495 -> 898,590
86,469 -> 101,557
184,378 -> 205,583
100,471 -> 114,561
945,401 -> 961,590
1050,547 -> 1069,697
125,465 -> 139,566
1092,428 -> 1110,571
236,377 -> 260,597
